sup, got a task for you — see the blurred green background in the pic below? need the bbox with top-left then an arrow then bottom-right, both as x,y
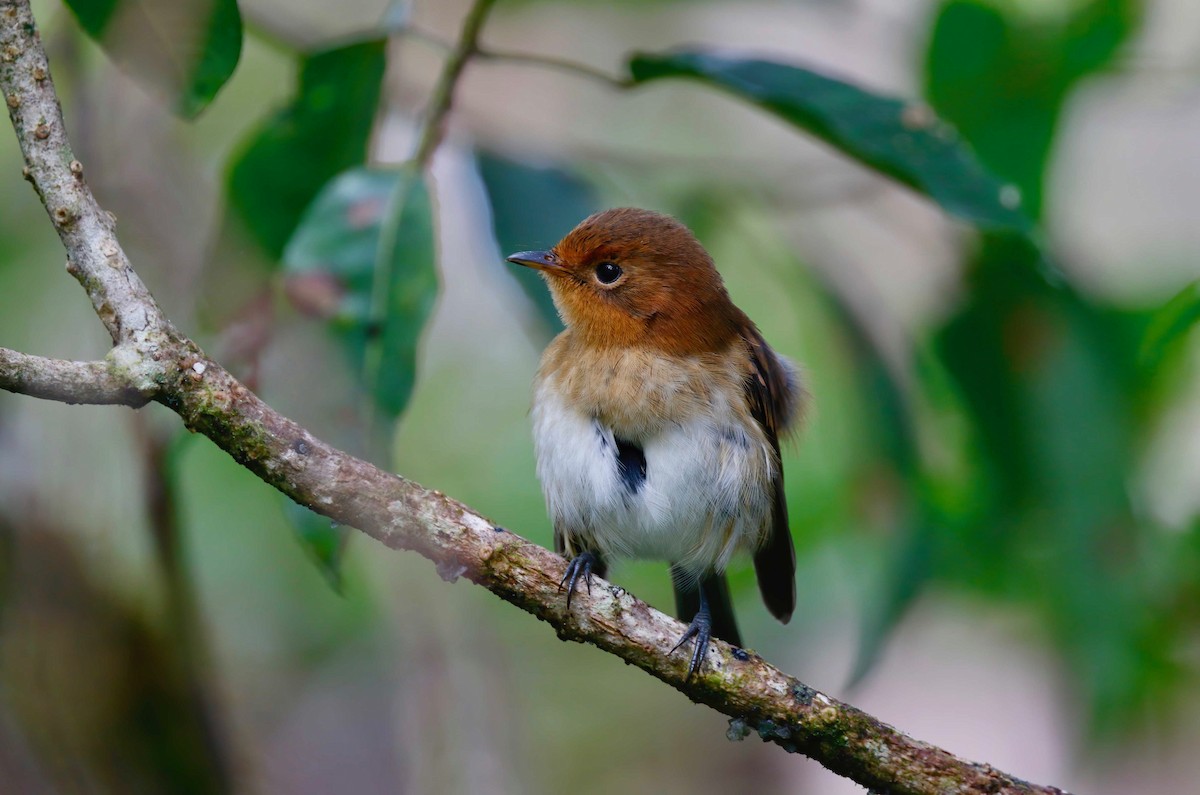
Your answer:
1,0 -> 1199,792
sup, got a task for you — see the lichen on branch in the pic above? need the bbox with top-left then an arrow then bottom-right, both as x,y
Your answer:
0,1 -> 1070,793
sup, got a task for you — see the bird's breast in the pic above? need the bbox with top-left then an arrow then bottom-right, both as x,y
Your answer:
534,336 -> 751,439
531,337 -> 775,572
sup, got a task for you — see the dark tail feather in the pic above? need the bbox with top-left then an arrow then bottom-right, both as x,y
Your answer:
671,566 -> 743,648
754,485 -> 796,623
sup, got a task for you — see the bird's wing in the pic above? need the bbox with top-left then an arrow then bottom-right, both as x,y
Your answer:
742,326 -> 797,623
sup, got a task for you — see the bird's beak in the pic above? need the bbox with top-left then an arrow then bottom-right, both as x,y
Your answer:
506,250 -> 563,273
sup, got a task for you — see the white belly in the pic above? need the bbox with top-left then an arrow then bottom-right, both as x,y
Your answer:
531,383 -> 775,574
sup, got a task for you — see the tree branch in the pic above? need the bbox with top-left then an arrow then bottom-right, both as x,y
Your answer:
0,2 -> 1069,793
0,3 -> 167,349
0,347 -> 151,406
410,0 -> 499,168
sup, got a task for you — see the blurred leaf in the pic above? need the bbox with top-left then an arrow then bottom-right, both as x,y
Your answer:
939,239 -> 1048,505
1063,0 -> 1142,83
813,3 -> 1146,701
848,509 -> 937,689
922,2 -> 1163,731
1140,279 -> 1200,370
64,0 -> 242,118
228,39 -> 386,259
813,277 -> 919,477
284,165 -> 437,420
801,272 -> 922,625
926,0 -> 1139,218
478,153 -> 602,336
925,0 -> 1145,528
849,354 -> 990,685
629,49 -> 1034,236
790,245 -> 990,684
282,500 -> 347,592
938,237 -> 1153,731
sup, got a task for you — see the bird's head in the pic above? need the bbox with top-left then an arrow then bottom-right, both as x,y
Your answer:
506,208 -> 741,354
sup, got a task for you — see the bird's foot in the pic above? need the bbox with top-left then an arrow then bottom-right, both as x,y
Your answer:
559,551 -> 599,609
670,608 -> 713,680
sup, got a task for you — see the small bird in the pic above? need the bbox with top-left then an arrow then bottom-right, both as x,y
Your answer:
507,208 -> 805,676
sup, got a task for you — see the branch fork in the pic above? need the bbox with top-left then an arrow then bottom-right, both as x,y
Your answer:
0,2 -> 1069,792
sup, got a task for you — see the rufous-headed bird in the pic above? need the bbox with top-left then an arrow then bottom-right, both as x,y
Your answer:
507,208 -> 805,676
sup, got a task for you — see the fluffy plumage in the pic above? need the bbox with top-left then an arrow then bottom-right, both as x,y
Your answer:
533,338 -> 788,576
508,208 -> 805,673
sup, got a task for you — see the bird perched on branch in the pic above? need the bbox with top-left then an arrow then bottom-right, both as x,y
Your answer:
507,208 -> 805,677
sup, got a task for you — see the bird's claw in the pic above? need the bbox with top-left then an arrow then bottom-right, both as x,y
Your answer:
670,611 -> 713,680
559,552 -> 598,609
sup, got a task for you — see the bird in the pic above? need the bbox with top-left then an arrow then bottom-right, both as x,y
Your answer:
507,207 -> 806,677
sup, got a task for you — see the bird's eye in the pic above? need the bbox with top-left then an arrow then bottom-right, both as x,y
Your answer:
594,261 -> 623,285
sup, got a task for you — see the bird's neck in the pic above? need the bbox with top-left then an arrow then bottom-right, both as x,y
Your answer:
561,297 -> 743,356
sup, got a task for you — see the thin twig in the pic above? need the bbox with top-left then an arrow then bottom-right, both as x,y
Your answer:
365,0 -> 500,439
399,23 -> 632,89
474,47 -> 633,88
411,0 -> 500,168
0,2 -> 1071,792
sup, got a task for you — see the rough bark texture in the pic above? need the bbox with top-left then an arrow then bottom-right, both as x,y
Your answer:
0,2 -> 1070,793
0,347 -> 150,405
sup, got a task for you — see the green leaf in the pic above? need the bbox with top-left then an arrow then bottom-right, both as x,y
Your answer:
849,509 -> 937,688
282,500 -> 348,592
284,166 -> 438,420
62,0 -> 121,36
63,0 -> 242,118
228,39 -> 386,260
477,152 -> 601,336
1140,279 -> 1200,370
628,49 -> 1034,236
925,0 -> 1139,219
796,251 -> 989,684
936,235 -> 1155,731
277,165 -> 435,586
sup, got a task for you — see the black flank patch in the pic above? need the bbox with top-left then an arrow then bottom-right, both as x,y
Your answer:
614,436 -> 647,494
